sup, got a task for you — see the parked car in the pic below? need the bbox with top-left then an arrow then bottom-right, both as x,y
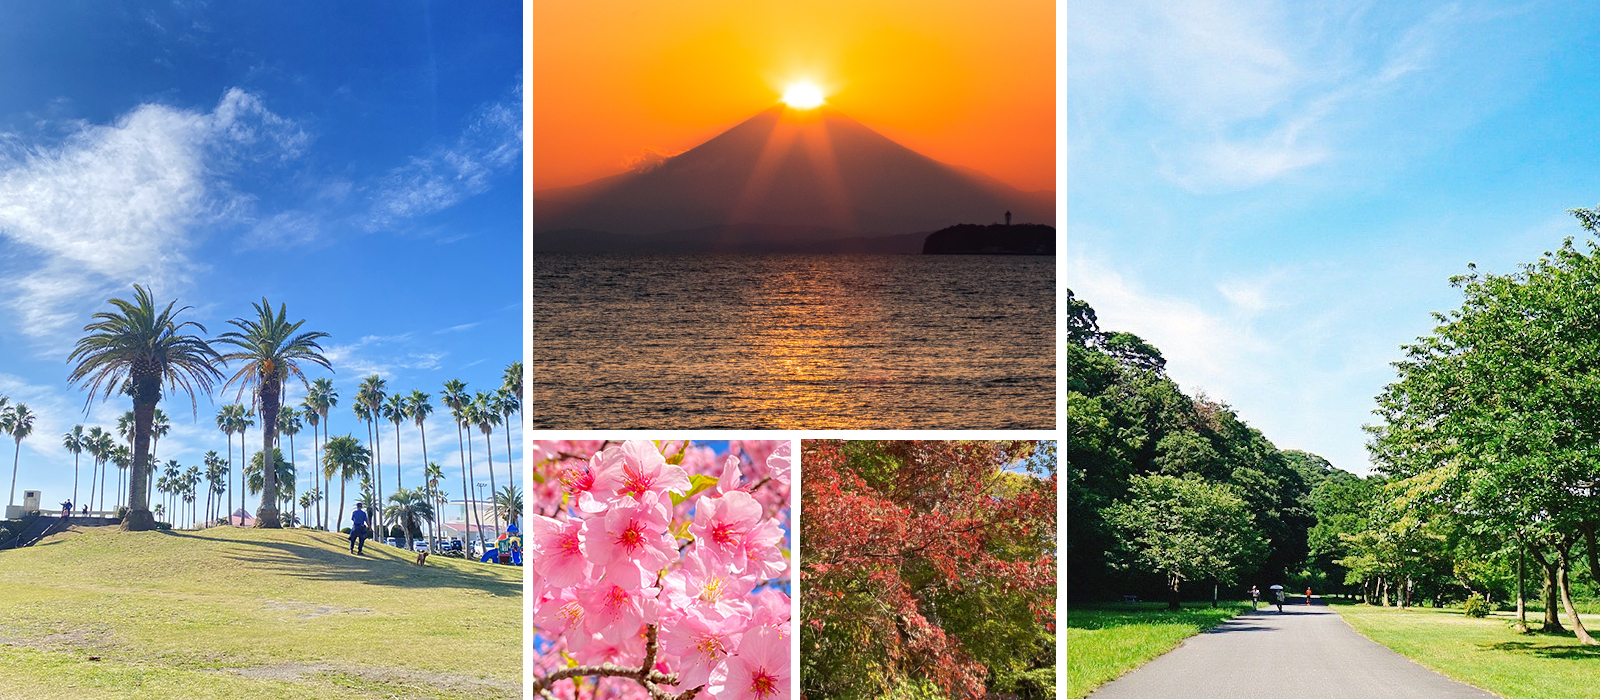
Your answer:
385,537 -> 398,548
412,540 -> 428,552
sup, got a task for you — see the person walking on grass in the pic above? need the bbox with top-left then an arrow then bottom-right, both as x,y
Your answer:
1250,585 -> 1260,610
349,502 -> 370,555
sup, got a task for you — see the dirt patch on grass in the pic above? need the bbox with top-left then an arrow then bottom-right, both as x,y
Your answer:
0,626 -> 118,654
217,661 -> 519,699
261,599 -> 373,619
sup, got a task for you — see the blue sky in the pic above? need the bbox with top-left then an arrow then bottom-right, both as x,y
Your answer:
1069,1 -> 1600,474
0,1 -> 522,518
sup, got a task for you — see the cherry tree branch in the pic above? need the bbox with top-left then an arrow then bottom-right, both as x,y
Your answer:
530,624 -> 703,700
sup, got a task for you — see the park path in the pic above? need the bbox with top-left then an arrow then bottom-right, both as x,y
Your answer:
1090,598 -> 1497,699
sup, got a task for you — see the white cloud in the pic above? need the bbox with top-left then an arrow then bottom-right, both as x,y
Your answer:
0,88 -> 304,343
1069,252 -> 1276,399
366,85 -> 521,231
1071,1 -> 1460,191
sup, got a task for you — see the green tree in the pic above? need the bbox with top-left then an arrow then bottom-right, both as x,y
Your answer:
216,299 -> 331,528
323,434 -> 369,531
1106,474 -> 1266,609
62,425 -> 86,507
66,286 -> 221,531
4,404 -> 35,507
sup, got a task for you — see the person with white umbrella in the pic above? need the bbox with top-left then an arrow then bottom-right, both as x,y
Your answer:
1270,584 -> 1285,612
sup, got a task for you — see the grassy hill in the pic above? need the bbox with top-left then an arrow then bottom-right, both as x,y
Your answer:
0,526 -> 521,700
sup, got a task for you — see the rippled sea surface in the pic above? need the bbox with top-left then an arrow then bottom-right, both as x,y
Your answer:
528,254 -> 1054,429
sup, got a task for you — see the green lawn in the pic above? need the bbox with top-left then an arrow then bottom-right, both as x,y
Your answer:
1337,604 -> 1600,698
0,525 -> 521,700
1065,601 -> 1253,698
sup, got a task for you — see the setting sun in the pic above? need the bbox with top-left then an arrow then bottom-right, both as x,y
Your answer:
781,81 -> 826,109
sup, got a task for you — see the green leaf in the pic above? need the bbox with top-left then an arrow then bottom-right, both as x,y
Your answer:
669,474 -> 721,506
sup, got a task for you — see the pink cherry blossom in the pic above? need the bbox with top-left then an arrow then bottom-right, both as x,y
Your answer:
578,579 -> 658,639
660,607 -> 744,690
529,515 -> 593,588
723,625 -> 790,700
689,491 -> 764,571
662,548 -> 757,621
593,440 -> 693,507
581,495 -> 674,589
766,441 -> 791,486
741,518 -> 788,579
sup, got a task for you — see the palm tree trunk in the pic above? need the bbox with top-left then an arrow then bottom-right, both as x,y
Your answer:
482,430 -> 500,541
503,425 -> 514,514
370,417 -> 382,534
99,456 -> 108,512
225,433 -> 234,525
123,399 -> 157,531
394,420 -> 402,508
419,424 -> 432,552
337,473 -> 347,532
72,453 -> 80,507
8,440 -> 20,506
460,420 -> 479,549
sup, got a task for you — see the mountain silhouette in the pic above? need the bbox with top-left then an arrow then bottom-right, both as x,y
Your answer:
531,105 -> 1054,240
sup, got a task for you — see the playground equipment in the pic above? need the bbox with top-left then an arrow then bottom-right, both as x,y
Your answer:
478,522 -> 522,566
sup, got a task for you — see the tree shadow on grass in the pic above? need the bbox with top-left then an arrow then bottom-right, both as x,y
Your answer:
1484,640 -> 1600,660
166,531 -> 520,598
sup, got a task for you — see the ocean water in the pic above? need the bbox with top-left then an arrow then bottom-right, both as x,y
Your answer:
528,254 -> 1054,429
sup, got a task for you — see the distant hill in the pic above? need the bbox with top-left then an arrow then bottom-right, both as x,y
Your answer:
923,223 -> 1056,255
532,105 -> 1054,243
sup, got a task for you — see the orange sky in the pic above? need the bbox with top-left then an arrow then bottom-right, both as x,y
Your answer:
531,0 -> 1055,193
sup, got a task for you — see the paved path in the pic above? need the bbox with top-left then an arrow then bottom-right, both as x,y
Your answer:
1091,599 -> 1496,698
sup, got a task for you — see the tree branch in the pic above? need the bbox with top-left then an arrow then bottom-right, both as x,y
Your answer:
530,623 -> 702,700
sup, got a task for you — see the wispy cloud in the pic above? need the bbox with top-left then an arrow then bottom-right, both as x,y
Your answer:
1072,1 -> 1463,192
366,84 -> 521,231
0,88 -> 305,344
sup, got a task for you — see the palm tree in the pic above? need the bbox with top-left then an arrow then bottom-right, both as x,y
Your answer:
385,487 -> 434,550
114,409 -> 134,507
496,386 -> 519,504
382,393 -> 407,504
67,286 -> 222,530
306,377 -> 337,529
424,460 -> 444,548
148,407 -> 170,506
492,484 -> 522,529
109,445 -> 131,513
279,407 -> 302,522
216,404 -> 240,523
409,389 -> 435,548
85,427 -> 110,513
215,299 -> 331,529
299,488 -> 319,528
183,465 -> 200,529
472,392 -> 503,540
356,375 -> 387,532
4,404 -> 35,507
440,379 -> 478,549
62,425 -> 86,507
246,448 -> 295,505
202,451 -> 224,526
161,460 -> 180,522
501,360 -> 522,425
323,434 -> 369,531
300,396 -> 321,528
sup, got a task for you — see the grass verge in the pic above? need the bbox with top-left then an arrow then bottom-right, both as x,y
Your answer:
1065,600 -> 1253,698
1336,604 -> 1600,699
0,525 -> 521,700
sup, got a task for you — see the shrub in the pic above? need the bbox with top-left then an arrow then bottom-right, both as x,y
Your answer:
1463,593 -> 1489,618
